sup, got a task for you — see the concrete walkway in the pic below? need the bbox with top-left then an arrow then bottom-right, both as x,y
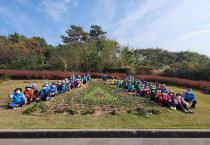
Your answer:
1,138 -> 210,145
0,129 -> 210,138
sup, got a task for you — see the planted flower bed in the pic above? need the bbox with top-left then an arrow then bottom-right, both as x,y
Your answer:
23,80 -> 161,117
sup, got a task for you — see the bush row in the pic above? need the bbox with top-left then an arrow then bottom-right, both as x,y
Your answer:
0,70 -> 209,93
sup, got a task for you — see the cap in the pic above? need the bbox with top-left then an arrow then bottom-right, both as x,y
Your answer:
26,85 -> 31,88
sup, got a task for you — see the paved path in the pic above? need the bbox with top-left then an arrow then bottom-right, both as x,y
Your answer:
1,129 -> 210,138
0,138 -> 210,145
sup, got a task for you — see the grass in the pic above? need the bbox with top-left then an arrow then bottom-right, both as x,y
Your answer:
0,79 -> 209,129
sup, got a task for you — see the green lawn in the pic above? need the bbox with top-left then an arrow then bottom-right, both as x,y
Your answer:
0,79 -> 209,129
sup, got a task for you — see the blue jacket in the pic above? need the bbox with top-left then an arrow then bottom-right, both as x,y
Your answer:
102,75 -> 107,80
39,89 -> 50,100
162,88 -> 167,92
69,81 -> 74,85
82,77 -> 87,83
184,92 -> 196,102
62,85 -> 67,92
50,86 -> 57,94
86,75 -> 91,80
10,93 -> 26,104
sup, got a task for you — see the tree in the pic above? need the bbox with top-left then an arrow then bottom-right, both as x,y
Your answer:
60,25 -> 89,44
89,24 -> 107,41
8,32 -> 25,44
32,36 -> 47,48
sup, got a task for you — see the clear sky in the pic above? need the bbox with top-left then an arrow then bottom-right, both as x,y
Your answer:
0,0 -> 210,56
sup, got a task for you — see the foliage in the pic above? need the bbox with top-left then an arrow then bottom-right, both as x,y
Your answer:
0,24 -> 210,81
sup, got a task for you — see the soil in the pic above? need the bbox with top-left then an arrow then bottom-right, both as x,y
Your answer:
93,91 -> 105,98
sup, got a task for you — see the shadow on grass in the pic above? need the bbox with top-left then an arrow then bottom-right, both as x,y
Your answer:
0,104 -> 9,110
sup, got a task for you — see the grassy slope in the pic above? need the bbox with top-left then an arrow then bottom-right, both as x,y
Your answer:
0,79 -> 209,129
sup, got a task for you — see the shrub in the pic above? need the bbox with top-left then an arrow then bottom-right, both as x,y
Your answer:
81,109 -> 91,115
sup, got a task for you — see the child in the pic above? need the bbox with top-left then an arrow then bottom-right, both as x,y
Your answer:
23,85 -> 34,104
8,88 -> 27,109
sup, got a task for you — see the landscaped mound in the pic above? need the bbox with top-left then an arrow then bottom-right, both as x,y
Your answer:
23,80 -> 161,117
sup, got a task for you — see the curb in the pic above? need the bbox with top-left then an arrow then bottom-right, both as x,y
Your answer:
0,129 -> 210,138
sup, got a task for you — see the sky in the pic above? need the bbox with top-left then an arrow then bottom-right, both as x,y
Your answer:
0,0 -> 210,56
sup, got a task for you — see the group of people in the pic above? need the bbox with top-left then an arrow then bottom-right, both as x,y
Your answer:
8,74 -> 91,109
8,74 -> 197,113
106,75 -> 197,113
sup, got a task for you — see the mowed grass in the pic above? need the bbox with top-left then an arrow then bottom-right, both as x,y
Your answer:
0,79 -> 210,129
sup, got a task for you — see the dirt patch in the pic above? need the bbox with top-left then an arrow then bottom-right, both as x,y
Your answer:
119,91 -> 129,97
93,91 -> 105,98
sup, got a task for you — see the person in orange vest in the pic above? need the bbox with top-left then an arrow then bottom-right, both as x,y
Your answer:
23,85 -> 34,104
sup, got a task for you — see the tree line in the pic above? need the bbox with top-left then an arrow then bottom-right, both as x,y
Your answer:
0,24 -> 209,81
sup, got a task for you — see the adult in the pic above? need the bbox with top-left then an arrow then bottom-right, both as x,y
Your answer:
57,80 -> 62,94
32,83 -> 38,100
116,78 -> 122,88
82,75 -> 87,84
173,93 -> 193,113
38,85 -> 50,101
50,82 -> 57,97
111,76 -> 115,85
86,74 -> 91,81
102,74 -> 107,81
23,85 -> 34,104
159,90 -> 176,110
8,88 -> 27,109
183,88 -> 197,108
